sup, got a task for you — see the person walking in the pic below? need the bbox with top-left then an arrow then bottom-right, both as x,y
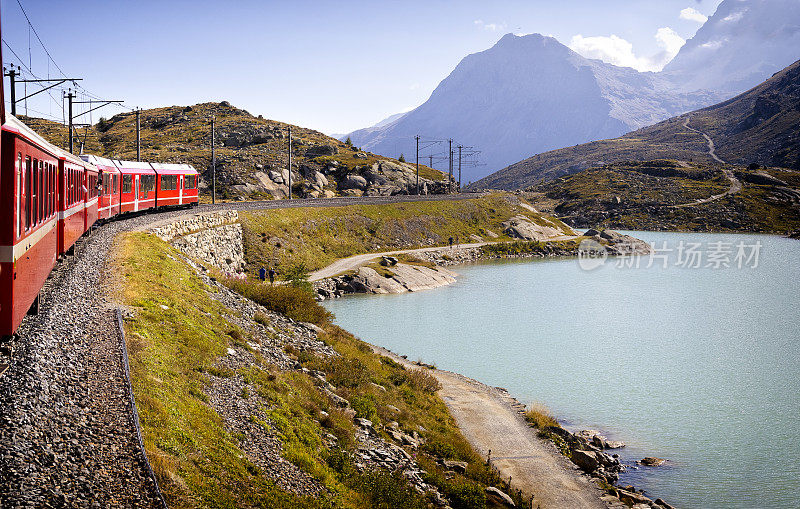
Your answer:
259,267 -> 267,282
449,236 -> 454,249
268,267 -> 276,285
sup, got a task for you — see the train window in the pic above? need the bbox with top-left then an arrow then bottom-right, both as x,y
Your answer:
141,174 -> 155,193
113,174 -> 118,194
32,159 -> 38,226
25,158 -> 31,230
184,174 -> 197,189
17,154 -> 22,238
161,175 -> 177,191
122,174 -> 131,193
38,161 -> 44,223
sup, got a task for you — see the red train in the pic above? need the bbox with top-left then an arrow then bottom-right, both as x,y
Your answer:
0,115 -> 200,340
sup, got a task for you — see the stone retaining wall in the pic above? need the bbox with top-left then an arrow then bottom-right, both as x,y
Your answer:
150,210 -> 239,242
150,211 -> 246,274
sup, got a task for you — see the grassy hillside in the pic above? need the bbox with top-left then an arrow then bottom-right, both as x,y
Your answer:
20,102 -> 447,200
239,194 -> 575,274
528,160 -> 800,233
471,59 -> 800,190
114,232 -> 525,508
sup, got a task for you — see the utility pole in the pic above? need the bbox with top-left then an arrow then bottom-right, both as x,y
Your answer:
448,139 -> 453,194
66,89 -> 75,153
429,154 -> 434,169
415,135 -> 420,195
4,67 -> 18,116
287,125 -> 292,199
68,96 -> 122,154
458,145 -> 462,192
135,108 -> 141,161
211,115 -> 216,204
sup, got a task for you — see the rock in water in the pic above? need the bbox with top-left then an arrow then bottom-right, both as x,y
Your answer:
640,457 -> 666,467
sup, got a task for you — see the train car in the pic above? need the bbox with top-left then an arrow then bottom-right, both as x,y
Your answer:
151,162 -> 199,208
58,151 -> 95,256
82,160 -> 99,234
115,160 -> 156,213
0,115 -> 62,337
81,154 -> 120,221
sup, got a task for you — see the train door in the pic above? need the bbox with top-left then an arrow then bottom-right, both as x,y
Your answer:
134,175 -> 139,212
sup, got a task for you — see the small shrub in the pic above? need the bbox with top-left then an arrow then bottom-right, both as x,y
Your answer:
444,479 -> 485,509
253,311 -> 270,326
350,395 -> 379,423
323,356 -> 370,388
224,278 -> 332,326
524,402 -> 560,429
398,153 -> 406,163
405,369 -> 441,393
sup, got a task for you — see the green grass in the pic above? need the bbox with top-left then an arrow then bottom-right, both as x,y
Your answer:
241,194 -> 573,273
114,232 -> 326,508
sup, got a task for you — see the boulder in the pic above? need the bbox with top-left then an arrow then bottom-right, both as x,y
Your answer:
502,215 -> 566,241
485,487 -> 515,507
339,174 -> 368,191
305,144 -> 339,157
618,490 -> 653,507
571,449 -> 599,473
640,457 -> 666,467
442,460 -> 468,474
269,170 -> 284,184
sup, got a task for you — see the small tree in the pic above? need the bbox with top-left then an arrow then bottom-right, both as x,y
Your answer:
345,136 -> 353,147
398,153 -> 406,162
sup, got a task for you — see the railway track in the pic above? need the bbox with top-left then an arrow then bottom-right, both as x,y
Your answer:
0,192 -> 485,507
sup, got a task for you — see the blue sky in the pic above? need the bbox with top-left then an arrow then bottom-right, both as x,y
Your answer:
1,0 -> 723,135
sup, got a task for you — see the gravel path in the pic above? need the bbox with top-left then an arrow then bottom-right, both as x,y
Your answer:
374,346 -> 611,509
670,116 -> 742,209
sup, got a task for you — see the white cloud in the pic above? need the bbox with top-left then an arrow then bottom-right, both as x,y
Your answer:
409,83 -> 420,91
723,10 -> 745,22
680,7 -> 708,23
569,27 -> 685,72
474,19 -> 506,32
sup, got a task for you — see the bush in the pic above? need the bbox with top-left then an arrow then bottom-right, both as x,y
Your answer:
444,479 -> 485,509
524,402 -> 560,429
282,262 -> 313,292
224,278 -> 332,326
405,368 -> 441,393
398,153 -> 406,163
350,395 -> 379,423
322,356 -> 370,388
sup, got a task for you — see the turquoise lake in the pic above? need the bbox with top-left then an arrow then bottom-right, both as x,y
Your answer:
322,231 -> 800,509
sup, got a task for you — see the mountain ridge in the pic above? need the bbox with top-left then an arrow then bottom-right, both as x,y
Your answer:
469,58 -> 800,191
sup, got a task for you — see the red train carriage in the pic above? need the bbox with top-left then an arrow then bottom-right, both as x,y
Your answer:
83,161 -> 99,234
58,152 -> 97,256
151,162 -> 199,208
115,160 -> 156,213
0,116 -> 62,336
81,155 -> 120,221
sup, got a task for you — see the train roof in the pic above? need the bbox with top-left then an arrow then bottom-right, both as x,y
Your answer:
150,162 -> 199,175
112,159 -> 156,174
81,154 -> 120,171
3,115 -> 96,169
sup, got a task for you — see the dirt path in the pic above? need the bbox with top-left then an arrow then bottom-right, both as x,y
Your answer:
670,116 -> 742,209
374,347 -> 611,509
309,243 -> 489,281
309,235 -> 582,282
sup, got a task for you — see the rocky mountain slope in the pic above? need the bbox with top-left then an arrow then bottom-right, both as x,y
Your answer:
662,0 -> 800,95
345,33 -> 720,182
20,102 -> 448,200
525,159 -> 800,234
471,58 -> 800,190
